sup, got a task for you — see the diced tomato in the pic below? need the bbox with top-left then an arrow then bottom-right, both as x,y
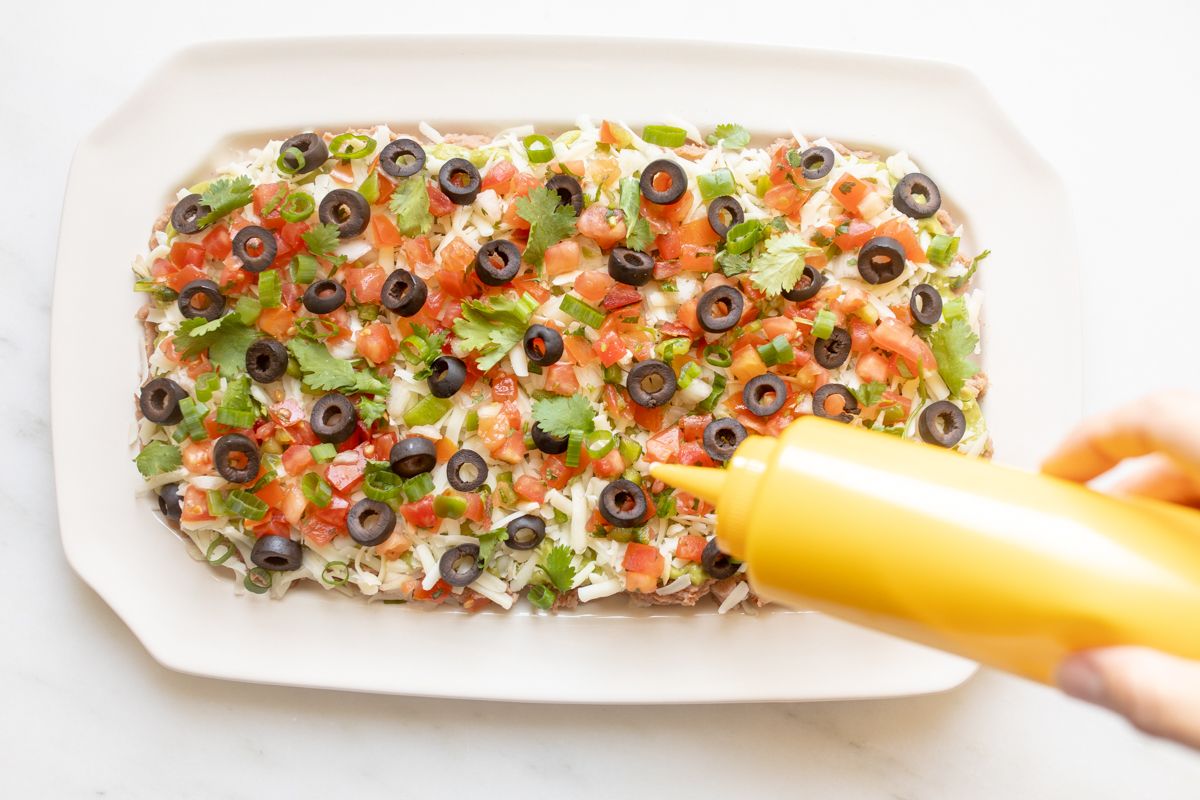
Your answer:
730,346 -> 768,381
342,265 -> 387,304
871,318 -> 937,372
601,284 -> 642,312
253,480 -> 286,510
571,270 -> 611,303
623,542 -> 665,576
592,330 -> 628,367
543,363 -> 580,396
252,182 -> 289,229
645,427 -> 681,463
202,226 -> 232,260
485,374 -> 515,404
674,297 -> 701,334
562,333 -> 598,366
576,203 -> 626,250
856,350 -> 891,383
514,474 -> 547,504
370,214 -> 404,247
829,173 -> 870,215
257,306 -> 294,339
848,318 -> 873,354
180,485 -> 213,523
427,182 -> 455,216
675,534 -> 706,563
541,454 -> 574,490
301,517 -> 340,546
678,244 -> 715,272
169,240 -> 206,270
544,240 -> 582,277
312,493 -> 350,528
326,449 -> 366,493
165,264 -> 207,293
217,262 -> 250,295
281,444 -> 314,476
599,120 -> 632,147
874,219 -> 927,263
625,572 -> 658,593
763,183 -> 809,215
677,441 -> 715,468
494,433 -> 526,464
510,275 -> 551,304
401,236 -> 435,270
400,496 -> 438,529
481,160 -> 517,194
641,183 -> 694,225
679,217 -> 721,248
412,578 -> 452,602
356,322 -> 397,365
762,316 -> 798,340
655,231 -> 682,260
833,218 -> 875,251
244,509 -> 290,538
793,360 -> 829,394
680,414 -> 711,441
631,403 -> 664,431
182,442 -> 212,474
462,492 -> 488,525
591,449 -> 624,478
602,384 -> 630,423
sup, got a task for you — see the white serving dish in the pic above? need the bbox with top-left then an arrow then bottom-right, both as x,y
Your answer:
51,36 -> 1080,703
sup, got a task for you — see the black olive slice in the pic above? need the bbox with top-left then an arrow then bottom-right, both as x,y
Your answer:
318,189 -> 370,238
523,324 -> 564,366
390,437 -> 437,478
696,286 -> 744,333
347,499 -> 397,546
626,360 -> 677,408
171,193 -> 210,235
158,483 -> 183,521
504,515 -> 546,551
177,279 -> 225,321
812,383 -> 860,423
251,535 -> 304,571
893,173 -> 941,219
310,393 -> 357,444
702,417 -> 747,463
474,240 -> 521,286
743,374 -> 788,417
607,246 -> 655,286
701,538 -> 740,579
139,377 -> 188,425
782,265 -> 825,303
427,356 -> 466,398
797,146 -> 836,182
919,400 -> 966,448
639,159 -> 686,205
440,543 -> 482,587
910,283 -> 943,326
232,225 -> 277,273
706,195 -> 745,239
379,138 -> 427,179
213,433 -> 260,484
545,174 -> 584,215
279,132 -> 329,175
245,338 -> 289,383
857,237 -> 906,285
447,449 -> 488,492
438,158 -> 481,205
302,279 -> 346,314
531,422 -> 569,455
599,479 -> 648,527
380,269 -> 428,317
814,327 -> 852,369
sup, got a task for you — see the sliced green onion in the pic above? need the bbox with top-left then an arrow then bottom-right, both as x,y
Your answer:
363,468 -> 404,502
276,146 -> 306,175
194,372 -> 221,403
301,472 -> 333,508
320,561 -> 349,586
134,280 -> 178,302
677,361 -> 702,389
244,567 -> 272,594
621,467 -> 643,486
215,406 -> 256,429
560,294 -> 606,328
927,234 -> 960,268
698,373 -> 727,412
309,443 -> 336,463
522,134 -> 555,164
216,376 -> 256,428
565,429 -> 584,468
291,253 -> 318,284
464,410 -> 479,433
494,472 -> 518,508
585,430 -> 615,459
280,192 -> 315,223
724,219 -> 764,255
235,295 -> 261,326
656,337 -> 691,361
704,344 -> 732,368
330,132 -> 377,160
206,490 -> 231,517
357,304 -> 379,322
655,491 -> 677,518
172,427 -> 189,444
399,334 -> 430,364
618,436 -> 642,466
403,395 -> 451,427
603,364 -> 623,385
295,317 -> 341,341
771,334 -> 795,364
433,494 -> 467,519
812,309 -> 836,340
756,341 -> 778,368
227,489 -> 268,521
642,125 -> 687,147
257,269 -> 282,309
205,536 -> 235,565
403,472 -> 435,503
178,397 -> 208,442
528,584 -> 556,610
697,168 -> 736,202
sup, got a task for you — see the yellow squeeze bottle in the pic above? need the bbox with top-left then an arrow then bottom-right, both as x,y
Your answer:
650,416 -> 1200,684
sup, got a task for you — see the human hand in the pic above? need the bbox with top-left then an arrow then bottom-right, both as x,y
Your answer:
1042,392 -> 1200,749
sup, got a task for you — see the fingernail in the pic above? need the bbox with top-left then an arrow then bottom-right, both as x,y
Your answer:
1056,655 -> 1110,707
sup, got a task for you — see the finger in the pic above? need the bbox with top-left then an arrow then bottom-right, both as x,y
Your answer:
1107,454 -> 1200,505
1041,393 -> 1200,483
1057,647 -> 1200,751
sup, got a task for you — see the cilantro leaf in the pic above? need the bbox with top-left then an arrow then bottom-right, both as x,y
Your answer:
928,318 -> 979,394
749,234 -> 817,296
357,396 -> 388,428
196,176 -> 254,228
618,177 -> 655,252
850,381 -> 887,408
389,176 -> 433,237
785,148 -> 804,168
531,395 -> 595,438
173,314 -> 259,374
715,250 -> 750,277
625,216 -> 654,252
135,441 -> 182,478
301,223 -> 347,267
542,544 -> 577,593
476,529 -> 508,569
951,249 -> 991,290
705,124 -> 751,150
451,293 -> 539,371
287,337 -> 389,394
516,186 -> 577,266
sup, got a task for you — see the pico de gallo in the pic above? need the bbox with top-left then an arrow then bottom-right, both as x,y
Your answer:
131,120 -> 990,611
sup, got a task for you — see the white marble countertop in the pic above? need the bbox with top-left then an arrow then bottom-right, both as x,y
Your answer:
6,1 -> 1200,796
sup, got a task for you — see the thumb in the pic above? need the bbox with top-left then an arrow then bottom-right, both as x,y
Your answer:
1057,647 -> 1200,750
